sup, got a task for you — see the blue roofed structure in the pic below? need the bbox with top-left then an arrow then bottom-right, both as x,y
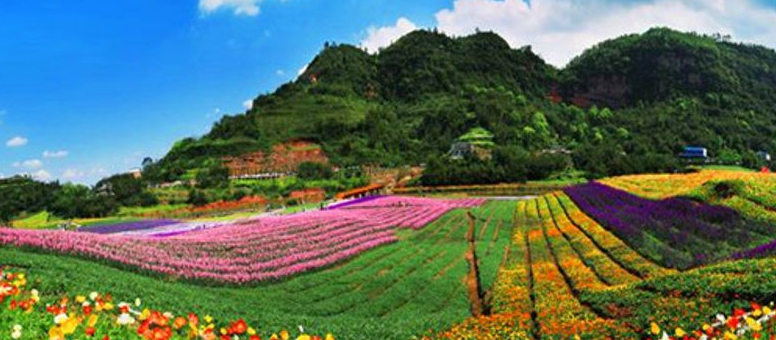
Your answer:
679,146 -> 708,160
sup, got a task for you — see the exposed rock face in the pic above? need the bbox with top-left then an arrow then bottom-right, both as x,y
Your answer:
223,141 -> 328,177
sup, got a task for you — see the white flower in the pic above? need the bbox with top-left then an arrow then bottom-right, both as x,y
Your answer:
11,330 -> 21,339
82,301 -> 91,307
163,312 -> 173,319
54,313 -> 68,325
12,325 -> 21,332
661,331 -> 670,340
135,298 -> 141,307
117,313 -> 135,325
89,292 -> 99,301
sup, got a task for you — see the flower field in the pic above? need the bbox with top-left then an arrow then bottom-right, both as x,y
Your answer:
564,182 -> 773,269
0,269 -> 333,340
4,171 -> 776,340
1,199 -> 515,340
599,170 -> 771,199
0,196 -> 483,284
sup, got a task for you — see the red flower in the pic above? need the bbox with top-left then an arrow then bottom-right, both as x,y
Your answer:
188,313 -> 200,326
727,317 -> 740,329
231,319 -> 247,335
83,305 -> 94,315
173,317 -> 188,330
86,327 -> 96,337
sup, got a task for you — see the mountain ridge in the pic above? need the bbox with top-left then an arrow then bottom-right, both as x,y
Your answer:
143,27 -> 776,183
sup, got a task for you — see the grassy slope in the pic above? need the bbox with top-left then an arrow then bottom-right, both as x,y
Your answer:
0,201 -> 515,340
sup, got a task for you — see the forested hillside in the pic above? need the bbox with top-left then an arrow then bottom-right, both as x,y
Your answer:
145,27 -> 776,184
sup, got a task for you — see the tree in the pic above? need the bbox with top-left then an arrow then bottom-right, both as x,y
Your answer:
196,162 -> 230,189
297,162 -> 333,180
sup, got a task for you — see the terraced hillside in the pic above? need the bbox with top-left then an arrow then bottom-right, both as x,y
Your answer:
0,200 -> 516,340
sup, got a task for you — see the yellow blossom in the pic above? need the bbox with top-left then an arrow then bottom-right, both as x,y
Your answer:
76,295 -> 86,304
296,335 -> 311,340
280,330 -> 290,340
724,331 -> 738,340
248,327 -> 257,336
650,322 -> 661,335
324,334 -> 335,340
675,328 -> 685,337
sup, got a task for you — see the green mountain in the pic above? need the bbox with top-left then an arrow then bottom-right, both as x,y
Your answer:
145,27 -> 776,183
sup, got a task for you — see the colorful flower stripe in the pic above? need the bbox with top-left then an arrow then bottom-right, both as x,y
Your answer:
0,196 -> 484,284
0,268 -> 334,340
78,220 -> 180,235
537,197 -> 608,292
426,200 -> 534,340
564,182 -> 752,269
541,194 -> 639,286
553,192 -> 673,279
600,170 -> 774,199
525,199 -> 630,339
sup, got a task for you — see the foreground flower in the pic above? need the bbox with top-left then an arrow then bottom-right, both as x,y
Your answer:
1,268 -> 336,340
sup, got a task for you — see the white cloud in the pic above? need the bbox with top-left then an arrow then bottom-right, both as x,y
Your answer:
297,64 -> 308,77
43,150 -> 69,158
199,0 -> 261,16
30,169 -> 51,182
61,168 -> 85,181
12,159 -> 43,170
430,0 -> 776,66
6,136 -> 28,147
275,69 -> 285,77
243,99 -> 254,110
360,17 -> 419,53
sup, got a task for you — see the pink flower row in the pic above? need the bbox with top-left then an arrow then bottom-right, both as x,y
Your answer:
0,196 -> 485,283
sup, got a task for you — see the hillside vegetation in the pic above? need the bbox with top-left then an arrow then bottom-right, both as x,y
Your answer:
145,27 -> 776,184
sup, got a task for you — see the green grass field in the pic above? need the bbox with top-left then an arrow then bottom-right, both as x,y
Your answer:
0,200 -> 516,340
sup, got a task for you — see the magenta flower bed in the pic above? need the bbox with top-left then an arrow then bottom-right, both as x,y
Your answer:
0,196 -> 484,284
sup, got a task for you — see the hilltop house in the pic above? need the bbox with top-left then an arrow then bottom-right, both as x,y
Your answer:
448,127 -> 495,161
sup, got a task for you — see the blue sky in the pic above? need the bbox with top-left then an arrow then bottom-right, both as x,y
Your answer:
1,0 -> 775,184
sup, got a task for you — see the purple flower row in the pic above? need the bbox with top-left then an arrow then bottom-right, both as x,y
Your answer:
564,182 -> 751,269
78,219 -> 180,235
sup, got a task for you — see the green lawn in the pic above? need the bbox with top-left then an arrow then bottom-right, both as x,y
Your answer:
0,200 -> 515,340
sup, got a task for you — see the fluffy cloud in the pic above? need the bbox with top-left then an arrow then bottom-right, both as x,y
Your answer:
243,99 -> 254,110
43,150 -> 69,158
61,168 -> 85,181
431,0 -> 776,66
361,0 -> 776,67
12,159 -> 43,170
297,64 -> 308,76
199,0 -> 261,16
360,17 -> 419,53
6,136 -> 28,147
30,169 -> 52,182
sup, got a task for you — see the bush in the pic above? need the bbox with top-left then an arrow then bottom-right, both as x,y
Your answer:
187,189 -> 210,207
